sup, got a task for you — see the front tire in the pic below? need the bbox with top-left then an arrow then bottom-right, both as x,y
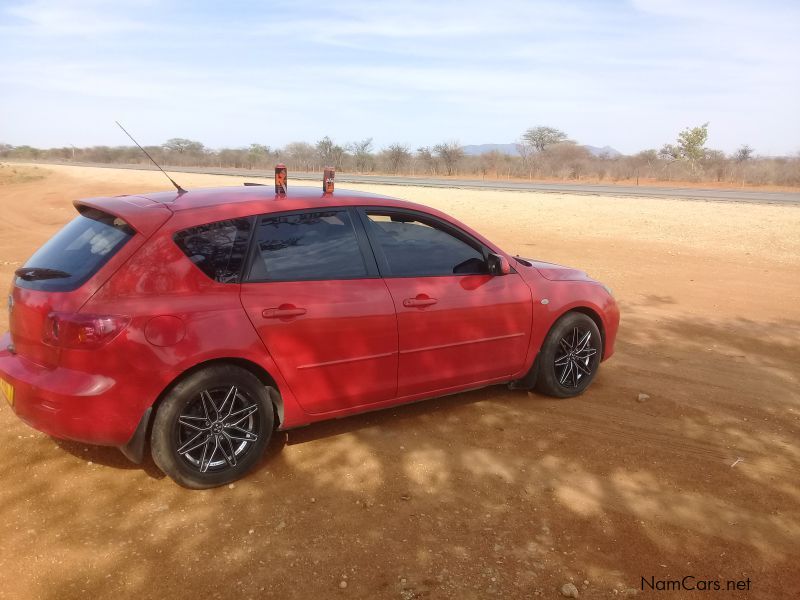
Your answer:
151,365 -> 274,489
535,312 -> 602,398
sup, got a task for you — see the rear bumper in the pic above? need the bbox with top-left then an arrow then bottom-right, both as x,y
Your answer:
0,332 -> 140,446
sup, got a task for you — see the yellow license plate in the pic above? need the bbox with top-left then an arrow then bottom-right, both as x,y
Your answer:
0,377 -> 14,407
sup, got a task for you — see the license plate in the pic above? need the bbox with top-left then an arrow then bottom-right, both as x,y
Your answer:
0,377 -> 13,407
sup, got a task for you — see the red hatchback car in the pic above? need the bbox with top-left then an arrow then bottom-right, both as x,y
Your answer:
1,184 -> 619,488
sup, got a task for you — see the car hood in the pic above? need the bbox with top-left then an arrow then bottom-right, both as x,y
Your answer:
518,258 -> 593,282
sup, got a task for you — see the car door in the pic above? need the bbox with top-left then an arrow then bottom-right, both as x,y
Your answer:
240,208 -> 398,415
359,208 -> 532,398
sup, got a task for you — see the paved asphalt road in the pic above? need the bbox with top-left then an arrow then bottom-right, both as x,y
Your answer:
25,161 -> 800,205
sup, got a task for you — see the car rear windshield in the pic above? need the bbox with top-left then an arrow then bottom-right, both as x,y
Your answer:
15,208 -> 134,292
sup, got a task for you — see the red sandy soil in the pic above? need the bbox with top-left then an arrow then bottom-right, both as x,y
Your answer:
0,165 -> 798,599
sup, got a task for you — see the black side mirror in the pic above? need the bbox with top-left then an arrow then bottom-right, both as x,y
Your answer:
487,253 -> 511,276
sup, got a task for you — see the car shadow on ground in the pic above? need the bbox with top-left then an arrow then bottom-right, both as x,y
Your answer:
1,309 -> 798,599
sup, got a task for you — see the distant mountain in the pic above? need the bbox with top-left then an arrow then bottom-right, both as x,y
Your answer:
463,143 -> 521,156
463,142 -> 622,158
583,145 -> 622,158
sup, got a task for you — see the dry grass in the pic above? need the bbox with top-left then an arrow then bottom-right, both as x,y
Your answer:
0,164 -> 49,186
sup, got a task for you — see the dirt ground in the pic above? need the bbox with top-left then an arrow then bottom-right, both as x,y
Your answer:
0,164 -> 798,600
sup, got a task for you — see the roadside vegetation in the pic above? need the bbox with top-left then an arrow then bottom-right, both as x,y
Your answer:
2,123 -> 798,188
0,164 -> 48,185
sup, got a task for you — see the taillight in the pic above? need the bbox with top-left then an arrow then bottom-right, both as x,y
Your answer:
43,313 -> 130,349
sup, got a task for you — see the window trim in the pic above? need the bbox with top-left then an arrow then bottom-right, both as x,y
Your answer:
242,206 -> 380,284
356,207 -> 494,279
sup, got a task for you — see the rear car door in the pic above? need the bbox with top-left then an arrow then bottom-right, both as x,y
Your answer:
239,208 -> 398,415
359,208 -> 532,398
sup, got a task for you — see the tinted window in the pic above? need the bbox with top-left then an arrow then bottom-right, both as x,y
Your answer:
366,212 -> 487,277
15,208 -> 134,291
248,211 -> 367,282
174,218 -> 252,283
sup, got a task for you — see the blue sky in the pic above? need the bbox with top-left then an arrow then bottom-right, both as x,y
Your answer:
1,0 -> 798,155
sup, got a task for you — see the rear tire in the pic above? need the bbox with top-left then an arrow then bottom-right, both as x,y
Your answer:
151,365 -> 274,489
535,312 -> 602,398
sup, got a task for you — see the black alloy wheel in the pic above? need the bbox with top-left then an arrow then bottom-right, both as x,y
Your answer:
151,365 -> 274,488
176,385 -> 261,473
535,312 -> 602,398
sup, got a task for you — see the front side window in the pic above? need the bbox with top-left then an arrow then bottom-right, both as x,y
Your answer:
174,218 -> 252,283
247,211 -> 367,282
365,212 -> 487,277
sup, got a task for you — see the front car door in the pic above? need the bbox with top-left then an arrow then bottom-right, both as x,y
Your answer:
358,208 -> 533,398
240,208 -> 398,415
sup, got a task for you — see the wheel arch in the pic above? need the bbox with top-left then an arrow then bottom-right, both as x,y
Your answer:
528,304 -> 606,398
121,356 -> 286,464
510,305 -> 605,391
156,357 -> 285,426
564,305 -> 606,353
147,358 -> 283,445
119,356 -> 284,464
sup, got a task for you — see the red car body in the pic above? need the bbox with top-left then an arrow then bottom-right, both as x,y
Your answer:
1,185 -> 618,463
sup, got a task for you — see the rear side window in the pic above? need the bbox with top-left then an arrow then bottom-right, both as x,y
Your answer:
174,218 -> 253,283
247,211 -> 367,282
15,208 -> 134,292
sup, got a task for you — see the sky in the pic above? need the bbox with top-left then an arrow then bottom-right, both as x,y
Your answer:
1,0 -> 798,156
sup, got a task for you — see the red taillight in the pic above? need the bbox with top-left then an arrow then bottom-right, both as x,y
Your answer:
43,313 -> 130,349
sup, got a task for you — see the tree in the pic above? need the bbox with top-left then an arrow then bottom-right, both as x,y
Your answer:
702,149 -> 727,182
734,144 -> 754,162
315,136 -> 346,170
479,150 -> 508,179
383,143 -> 411,174
162,138 -> 205,155
415,146 -> 436,174
676,122 -> 709,171
9,145 -> 40,159
658,144 -> 681,161
218,148 -> 248,168
433,141 -> 464,176
522,126 -> 568,153
626,149 -> 658,182
658,122 -> 710,176
246,144 -> 271,169
283,142 -> 315,171
316,136 -> 334,161
516,141 -> 537,179
348,138 -> 374,172
541,142 -> 591,180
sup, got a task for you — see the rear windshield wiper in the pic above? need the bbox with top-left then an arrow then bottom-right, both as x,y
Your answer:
15,267 -> 72,281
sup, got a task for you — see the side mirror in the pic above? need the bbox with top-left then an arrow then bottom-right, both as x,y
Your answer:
487,253 -> 511,276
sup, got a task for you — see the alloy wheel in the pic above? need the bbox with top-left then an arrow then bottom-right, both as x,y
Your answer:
176,385 -> 260,473
554,326 -> 598,389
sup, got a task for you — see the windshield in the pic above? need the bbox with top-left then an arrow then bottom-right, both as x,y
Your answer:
15,208 -> 134,292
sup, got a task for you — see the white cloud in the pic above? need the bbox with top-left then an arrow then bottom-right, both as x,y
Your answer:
3,0 -> 156,36
0,0 -> 797,153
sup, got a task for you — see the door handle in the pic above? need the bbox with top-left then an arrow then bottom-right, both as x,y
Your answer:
403,295 -> 438,308
262,305 -> 307,319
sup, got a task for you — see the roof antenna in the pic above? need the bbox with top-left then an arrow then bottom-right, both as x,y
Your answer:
115,121 -> 187,194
